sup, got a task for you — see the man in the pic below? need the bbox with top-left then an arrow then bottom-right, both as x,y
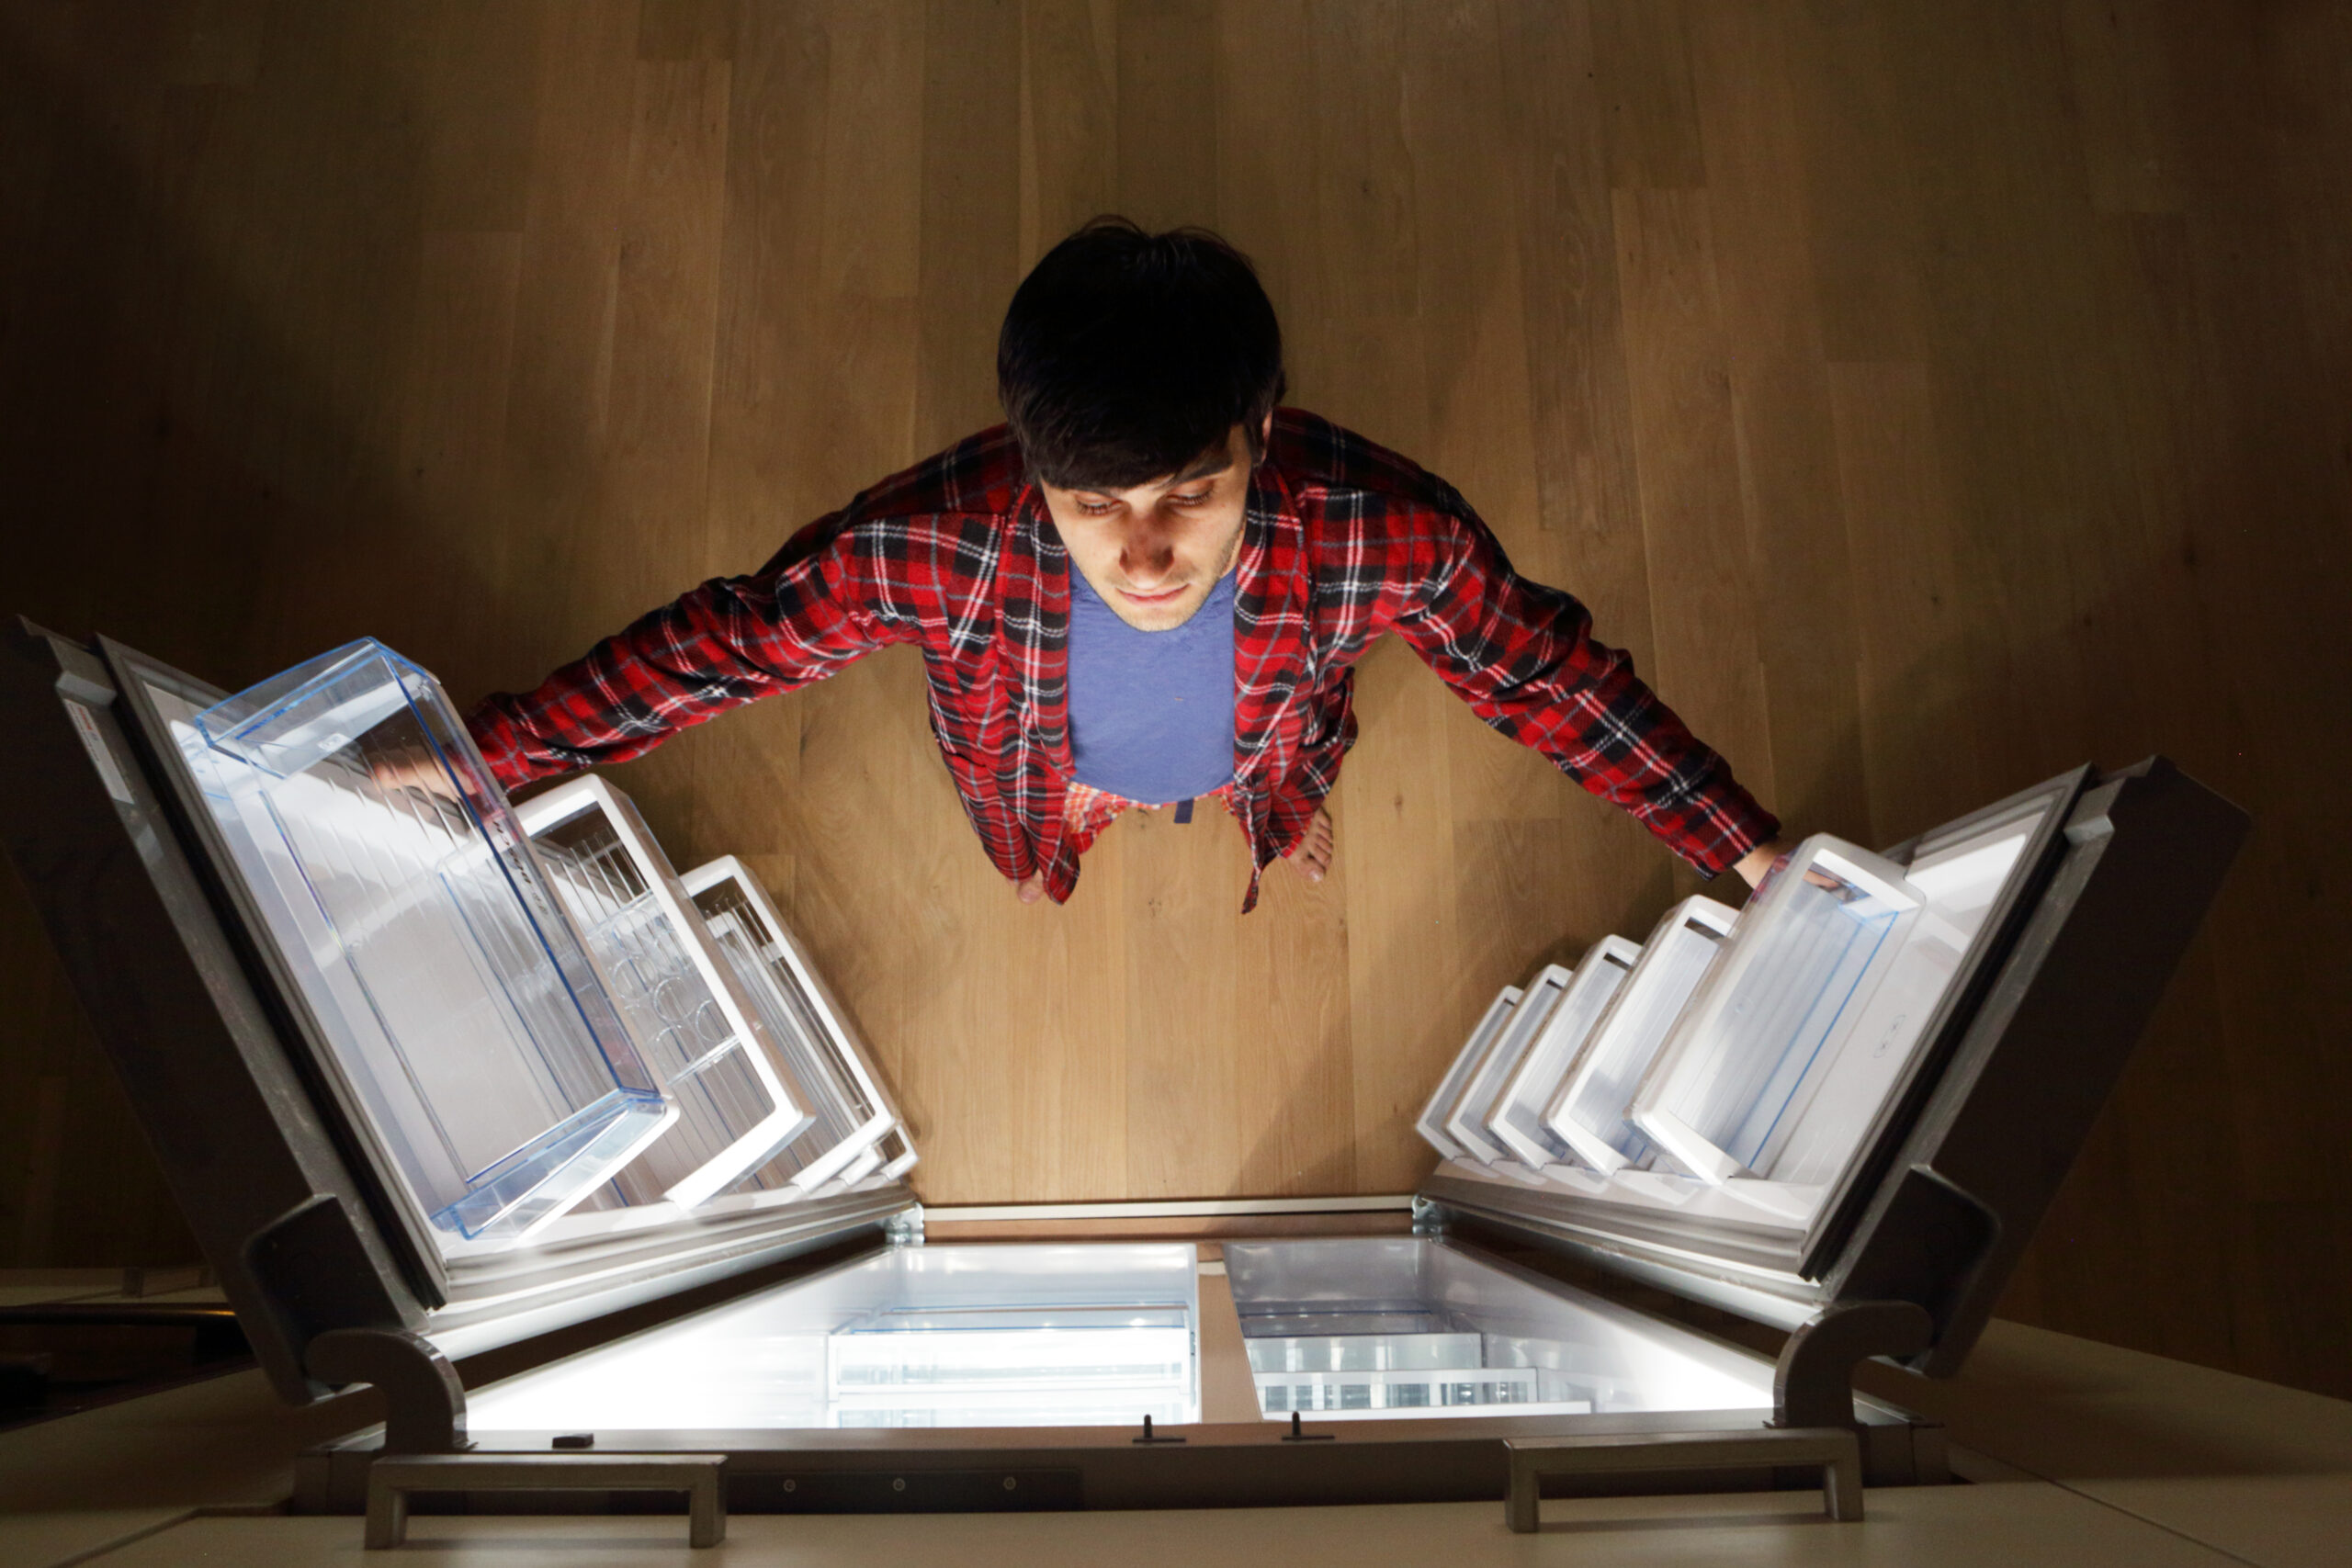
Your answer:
469,220 -> 1788,910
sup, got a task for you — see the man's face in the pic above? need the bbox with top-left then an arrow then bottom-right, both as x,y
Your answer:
1039,422 -> 1255,632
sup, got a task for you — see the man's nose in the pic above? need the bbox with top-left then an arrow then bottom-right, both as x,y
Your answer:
1119,524 -> 1178,586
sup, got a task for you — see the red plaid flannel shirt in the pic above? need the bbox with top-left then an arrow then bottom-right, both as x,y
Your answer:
469,410 -> 1779,910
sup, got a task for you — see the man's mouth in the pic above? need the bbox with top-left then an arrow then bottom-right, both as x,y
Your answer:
1118,584 -> 1188,605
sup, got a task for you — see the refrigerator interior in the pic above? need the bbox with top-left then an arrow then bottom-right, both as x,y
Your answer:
1225,1238 -> 1771,1422
1422,779 -> 2082,1245
464,1244 -> 1201,1432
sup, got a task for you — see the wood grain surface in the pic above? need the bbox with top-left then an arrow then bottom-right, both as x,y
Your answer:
0,1 -> 2345,1397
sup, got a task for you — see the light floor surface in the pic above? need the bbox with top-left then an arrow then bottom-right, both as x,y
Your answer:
25,1483 -> 2285,1568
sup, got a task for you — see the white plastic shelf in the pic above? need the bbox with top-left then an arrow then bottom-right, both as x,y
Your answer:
1444,965 -> 1574,1165
1415,987 -> 1523,1161
1542,898 -> 1738,1173
1487,937 -> 1642,1171
517,779 -> 819,1210
682,855 -> 914,1193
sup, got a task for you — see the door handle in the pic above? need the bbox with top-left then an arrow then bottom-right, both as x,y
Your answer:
1504,1427 -> 1862,1534
365,1452 -> 727,1550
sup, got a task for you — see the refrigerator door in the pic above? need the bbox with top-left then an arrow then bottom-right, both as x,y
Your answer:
0,626 -> 912,1403
1419,760 -> 2247,1375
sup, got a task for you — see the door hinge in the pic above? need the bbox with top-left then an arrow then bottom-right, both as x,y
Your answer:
1772,1299 -> 1934,1430
884,1203 -> 925,1247
1410,1195 -> 1449,1238
307,1326 -> 471,1455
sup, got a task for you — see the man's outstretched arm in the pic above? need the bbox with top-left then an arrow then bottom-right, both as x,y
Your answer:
469,514 -> 899,790
1390,502 -> 1782,884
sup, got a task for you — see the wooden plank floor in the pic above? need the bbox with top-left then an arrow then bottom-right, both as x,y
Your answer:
2,1 -> 2347,1397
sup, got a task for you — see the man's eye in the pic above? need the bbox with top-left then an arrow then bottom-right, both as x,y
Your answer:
1078,499 -> 1118,515
1169,490 -> 1212,507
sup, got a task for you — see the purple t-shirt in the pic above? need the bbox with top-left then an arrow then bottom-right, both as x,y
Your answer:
1066,565 -> 1238,803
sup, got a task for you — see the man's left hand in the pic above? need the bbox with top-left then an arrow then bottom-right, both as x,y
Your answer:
1733,838 -> 1789,889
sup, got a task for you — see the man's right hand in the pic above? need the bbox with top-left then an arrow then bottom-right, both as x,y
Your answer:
368,750 -> 458,802
1014,872 -> 1046,904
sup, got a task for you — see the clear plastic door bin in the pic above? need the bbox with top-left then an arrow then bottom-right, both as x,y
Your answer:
1630,821 -> 2045,1192
175,639 -> 673,1247
1487,937 -> 1642,1172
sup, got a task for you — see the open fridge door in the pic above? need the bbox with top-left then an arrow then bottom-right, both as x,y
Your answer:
1417,760 -> 2247,1376
0,625 -> 915,1403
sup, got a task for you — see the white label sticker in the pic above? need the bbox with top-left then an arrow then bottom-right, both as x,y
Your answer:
65,700 -> 136,806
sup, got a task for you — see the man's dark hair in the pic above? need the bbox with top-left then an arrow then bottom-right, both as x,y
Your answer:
998,217 -> 1286,491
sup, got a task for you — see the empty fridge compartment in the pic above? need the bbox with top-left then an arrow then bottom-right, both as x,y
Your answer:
1444,964 -> 1573,1165
516,779 -> 820,1210
682,855 -> 911,1192
1542,898 -> 1738,1173
463,1244 -> 1199,1431
1487,937 -> 1641,1172
1227,1238 -> 1770,1421
1415,987 -> 1522,1161
173,638 -> 672,1247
